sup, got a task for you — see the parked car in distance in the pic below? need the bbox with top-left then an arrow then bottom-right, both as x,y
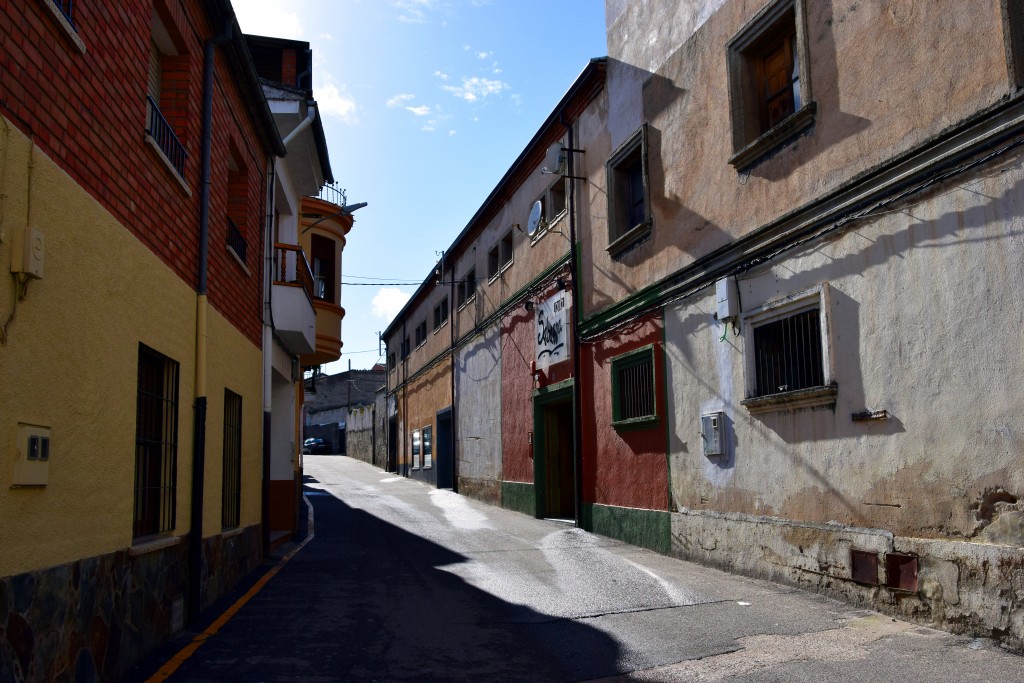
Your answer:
303,437 -> 330,454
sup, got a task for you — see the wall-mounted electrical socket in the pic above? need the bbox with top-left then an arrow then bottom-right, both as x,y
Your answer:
13,423 -> 51,486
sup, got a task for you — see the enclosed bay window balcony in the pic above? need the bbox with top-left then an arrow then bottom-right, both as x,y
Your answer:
298,196 -> 351,367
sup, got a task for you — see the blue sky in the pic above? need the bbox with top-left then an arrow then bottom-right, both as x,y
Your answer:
234,1 -> 607,372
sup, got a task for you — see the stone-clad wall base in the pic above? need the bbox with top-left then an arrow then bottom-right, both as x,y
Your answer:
670,509 -> 1024,651
458,478 -> 500,506
0,525 -> 261,682
201,525 -> 262,610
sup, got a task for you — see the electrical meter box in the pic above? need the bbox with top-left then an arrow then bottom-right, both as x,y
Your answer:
715,277 -> 738,323
701,412 -> 724,457
13,423 -> 51,486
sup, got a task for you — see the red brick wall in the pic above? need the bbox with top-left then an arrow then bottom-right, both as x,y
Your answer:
281,49 -> 296,88
0,0 -> 268,347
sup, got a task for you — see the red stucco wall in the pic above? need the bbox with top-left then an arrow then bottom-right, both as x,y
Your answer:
581,311 -> 668,510
501,281 -> 575,483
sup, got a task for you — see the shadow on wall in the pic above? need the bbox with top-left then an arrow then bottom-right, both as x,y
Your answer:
163,474 -> 627,681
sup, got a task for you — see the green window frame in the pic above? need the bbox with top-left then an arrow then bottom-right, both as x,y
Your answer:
610,344 -> 658,430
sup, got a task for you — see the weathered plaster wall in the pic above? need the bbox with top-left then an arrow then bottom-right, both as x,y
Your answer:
456,324 -> 502,502
664,151 -> 1024,644
501,306 -> 538,484
581,312 -> 668,511
606,0 -> 726,72
585,0 -> 1011,318
666,157 -> 1024,540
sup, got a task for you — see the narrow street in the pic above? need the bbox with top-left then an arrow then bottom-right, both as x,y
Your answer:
144,456 -> 1024,682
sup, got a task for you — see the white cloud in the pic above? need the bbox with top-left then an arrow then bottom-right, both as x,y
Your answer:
372,288 -> 412,320
476,51 -> 491,59
234,0 -> 303,38
316,74 -> 358,124
406,105 -> 432,116
434,70 -> 449,80
386,93 -> 416,108
442,76 -> 509,102
448,130 -> 456,136
393,0 -> 437,23
422,124 -> 436,132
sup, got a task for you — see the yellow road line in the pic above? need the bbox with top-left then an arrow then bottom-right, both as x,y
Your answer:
146,494 -> 316,682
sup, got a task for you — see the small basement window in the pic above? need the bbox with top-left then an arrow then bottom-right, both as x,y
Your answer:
610,344 -> 658,429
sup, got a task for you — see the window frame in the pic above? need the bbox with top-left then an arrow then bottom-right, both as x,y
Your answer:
221,389 -> 242,530
415,320 -> 428,348
133,343 -> 180,540
739,283 -> 837,414
610,344 -> 659,430
487,229 -> 515,282
726,0 -> 815,171
606,124 -> 652,256
531,178 -> 569,244
422,424 -> 432,469
457,268 -> 477,309
433,297 -> 449,332
411,429 -> 421,469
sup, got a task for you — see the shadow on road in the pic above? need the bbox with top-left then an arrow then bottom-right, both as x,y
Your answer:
157,474 -> 625,682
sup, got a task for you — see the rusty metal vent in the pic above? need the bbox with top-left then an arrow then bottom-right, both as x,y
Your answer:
850,549 -> 879,585
885,553 -> 919,592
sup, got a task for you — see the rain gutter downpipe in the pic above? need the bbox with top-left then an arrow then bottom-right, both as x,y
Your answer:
562,113 -> 584,528
282,103 -> 316,148
189,17 -> 233,626
261,156 -> 275,559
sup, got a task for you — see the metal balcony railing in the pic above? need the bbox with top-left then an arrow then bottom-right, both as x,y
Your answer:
145,95 -> 187,177
227,218 -> 247,266
274,243 -> 314,303
316,182 -> 346,208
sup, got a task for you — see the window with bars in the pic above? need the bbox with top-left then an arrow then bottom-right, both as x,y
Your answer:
222,389 -> 242,530
751,308 -> 822,397
134,344 -> 180,539
741,283 -> 836,413
411,429 -> 421,469
610,345 -> 658,429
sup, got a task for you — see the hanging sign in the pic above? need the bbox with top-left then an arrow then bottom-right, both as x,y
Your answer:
536,291 -> 570,369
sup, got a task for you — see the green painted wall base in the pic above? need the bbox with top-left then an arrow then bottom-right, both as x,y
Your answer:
501,481 -> 537,517
581,503 -> 670,554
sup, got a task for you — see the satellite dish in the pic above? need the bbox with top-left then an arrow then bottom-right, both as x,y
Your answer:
542,142 -> 565,175
526,200 -> 543,236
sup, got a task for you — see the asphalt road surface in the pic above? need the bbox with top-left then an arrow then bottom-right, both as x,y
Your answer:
142,456 -> 1024,682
